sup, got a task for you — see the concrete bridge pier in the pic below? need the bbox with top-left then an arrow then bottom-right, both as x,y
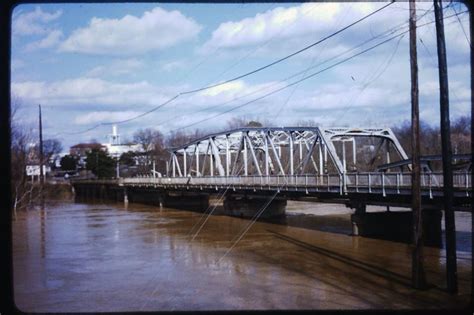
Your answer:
350,208 -> 442,247
162,193 -> 209,212
223,195 -> 286,219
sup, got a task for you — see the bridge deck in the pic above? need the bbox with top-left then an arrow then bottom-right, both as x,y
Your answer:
72,172 -> 471,210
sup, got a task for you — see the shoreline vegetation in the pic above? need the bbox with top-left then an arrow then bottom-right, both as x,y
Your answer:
12,182 -> 73,217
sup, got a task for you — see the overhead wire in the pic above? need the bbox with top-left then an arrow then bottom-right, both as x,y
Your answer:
156,13 -> 418,129
180,1 -> 395,95
164,9 -> 468,135
54,2 -> 395,136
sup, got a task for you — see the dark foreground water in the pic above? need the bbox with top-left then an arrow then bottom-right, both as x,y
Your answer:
13,201 -> 472,312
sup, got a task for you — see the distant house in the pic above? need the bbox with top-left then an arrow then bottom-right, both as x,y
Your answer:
69,143 -> 106,168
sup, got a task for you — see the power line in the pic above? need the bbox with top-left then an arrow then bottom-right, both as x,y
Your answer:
161,8 -> 462,131
54,6 -> 466,138
450,3 -> 471,48
157,15 -> 417,128
180,1 -> 395,95
167,30 -> 410,134
55,2 -> 394,136
165,9 -> 468,135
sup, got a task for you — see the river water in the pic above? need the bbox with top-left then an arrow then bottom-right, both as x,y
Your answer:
12,200 -> 472,312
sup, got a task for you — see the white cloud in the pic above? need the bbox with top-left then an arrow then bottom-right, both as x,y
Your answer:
161,60 -> 187,72
13,6 -> 62,36
200,3 -> 357,53
85,58 -> 145,77
11,78 -> 174,108
74,111 -> 142,125
200,81 -> 245,97
25,29 -> 63,51
59,7 -> 202,55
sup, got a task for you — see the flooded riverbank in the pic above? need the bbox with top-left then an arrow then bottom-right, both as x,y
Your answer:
12,200 -> 472,312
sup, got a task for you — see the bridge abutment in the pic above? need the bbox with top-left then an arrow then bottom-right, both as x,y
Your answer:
350,209 -> 442,247
223,195 -> 286,218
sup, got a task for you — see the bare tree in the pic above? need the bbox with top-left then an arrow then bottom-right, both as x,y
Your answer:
10,97 -> 35,216
226,116 -> 272,129
293,119 -> 319,127
133,128 -> 167,174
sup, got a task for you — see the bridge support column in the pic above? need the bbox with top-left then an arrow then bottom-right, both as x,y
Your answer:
350,209 -> 442,247
223,195 -> 286,219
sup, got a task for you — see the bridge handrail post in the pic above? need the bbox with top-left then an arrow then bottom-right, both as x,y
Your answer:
368,173 -> 372,193
327,174 -> 330,192
382,173 -> 386,197
355,173 -> 359,193
396,173 -> 400,194
339,174 -> 343,195
465,171 -> 469,196
429,173 -> 433,199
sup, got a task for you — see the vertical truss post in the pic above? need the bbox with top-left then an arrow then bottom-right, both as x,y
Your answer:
196,144 -> 200,176
226,135 -> 230,176
352,137 -> 356,166
386,140 -> 391,165
183,150 -> 187,177
342,141 -> 347,172
264,133 -> 269,176
289,131 -> 294,176
319,142 -> 323,175
243,133 -> 248,176
324,145 -> 328,173
172,153 -> 176,177
299,137 -> 303,172
209,142 -> 214,177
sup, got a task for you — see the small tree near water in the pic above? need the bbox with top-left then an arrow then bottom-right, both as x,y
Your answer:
85,149 -> 115,178
60,155 -> 77,171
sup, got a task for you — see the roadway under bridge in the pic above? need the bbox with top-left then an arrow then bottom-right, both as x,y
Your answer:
72,127 -> 472,246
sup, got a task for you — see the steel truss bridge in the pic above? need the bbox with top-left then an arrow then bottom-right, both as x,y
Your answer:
117,127 -> 471,210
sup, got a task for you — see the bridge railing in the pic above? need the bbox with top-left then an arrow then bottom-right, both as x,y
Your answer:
121,171 -> 471,195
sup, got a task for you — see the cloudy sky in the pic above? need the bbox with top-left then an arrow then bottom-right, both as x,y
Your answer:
10,2 -> 470,151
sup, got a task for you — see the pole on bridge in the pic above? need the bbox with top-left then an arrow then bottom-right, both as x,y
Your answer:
38,104 -> 45,207
409,0 -> 426,289
434,0 -> 457,293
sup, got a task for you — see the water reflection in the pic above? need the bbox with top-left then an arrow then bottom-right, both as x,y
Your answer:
12,201 -> 472,312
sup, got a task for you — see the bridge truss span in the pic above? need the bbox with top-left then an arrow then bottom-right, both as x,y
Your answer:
168,127 -> 410,180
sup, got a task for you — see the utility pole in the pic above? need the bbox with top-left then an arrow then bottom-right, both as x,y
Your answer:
409,0 -> 426,289
434,0 -> 457,293
116,156 -> 120,178
38,104 -> 45,206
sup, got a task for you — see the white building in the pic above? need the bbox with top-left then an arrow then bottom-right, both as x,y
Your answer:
103,125 -> 142,158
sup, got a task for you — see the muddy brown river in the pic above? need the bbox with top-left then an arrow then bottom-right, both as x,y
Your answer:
12,200 -> 472,312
